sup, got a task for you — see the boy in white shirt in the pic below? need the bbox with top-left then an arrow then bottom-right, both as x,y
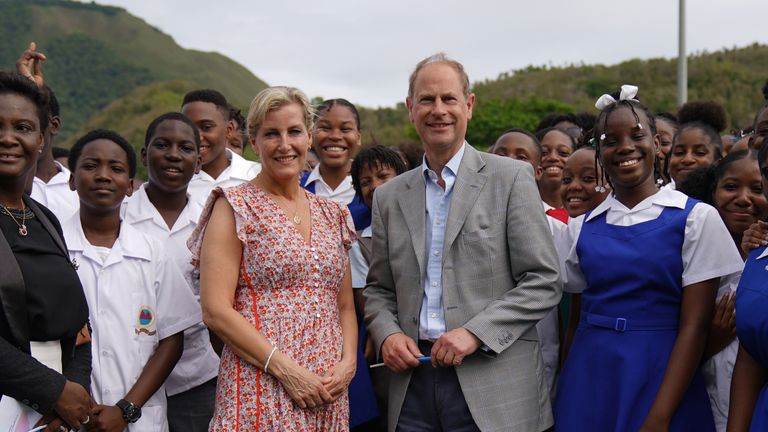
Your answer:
181,90 -> 260,207
122,113 -> 219,431
63,129 -> 201,431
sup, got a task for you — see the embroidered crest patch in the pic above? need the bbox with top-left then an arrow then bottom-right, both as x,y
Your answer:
135,306 -> 157,335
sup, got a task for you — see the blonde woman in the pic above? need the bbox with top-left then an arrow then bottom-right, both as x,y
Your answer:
191,86 -> 357,431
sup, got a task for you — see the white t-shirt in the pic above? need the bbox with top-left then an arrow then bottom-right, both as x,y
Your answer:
30,160 -> 79,222
188,149 -> 261,207
62,215 -> 202,432
561,187 -> 744,294
121,184 -> 219,395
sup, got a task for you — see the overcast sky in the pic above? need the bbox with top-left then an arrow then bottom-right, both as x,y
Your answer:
91,0 -> 767,108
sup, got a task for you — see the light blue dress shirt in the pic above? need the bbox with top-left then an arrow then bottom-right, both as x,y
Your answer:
419,143 -> 466,340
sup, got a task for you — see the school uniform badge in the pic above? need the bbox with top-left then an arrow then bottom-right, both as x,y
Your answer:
135,306 -> 157,335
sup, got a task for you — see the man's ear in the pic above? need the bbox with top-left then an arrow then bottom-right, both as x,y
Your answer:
406,97 -> 414,123
68,172 -> 75,191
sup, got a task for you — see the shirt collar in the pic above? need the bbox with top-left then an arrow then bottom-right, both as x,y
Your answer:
421,142 -> 466,178
123,184 -> 201,231
305,164 -> 323,186
585,186 -> 686,222
227,149 -> 261,181
64,212 -> 152,261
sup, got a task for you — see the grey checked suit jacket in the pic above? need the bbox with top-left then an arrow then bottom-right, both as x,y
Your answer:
363,145 -> 563,432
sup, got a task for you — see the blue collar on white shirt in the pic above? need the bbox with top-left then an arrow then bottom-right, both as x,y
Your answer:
585,186 -> 688,222
421,142 -> 466,180
64,213 -> 152,261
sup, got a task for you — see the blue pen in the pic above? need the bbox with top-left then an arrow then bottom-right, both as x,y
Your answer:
369,356 -> 431,369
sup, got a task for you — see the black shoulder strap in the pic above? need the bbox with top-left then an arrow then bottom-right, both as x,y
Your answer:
24,196 -> 68,259
0,222 -> 29,351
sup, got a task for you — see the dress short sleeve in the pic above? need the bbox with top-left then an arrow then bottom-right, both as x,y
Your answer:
681,203 -> 745,287
187,185 -> 252,270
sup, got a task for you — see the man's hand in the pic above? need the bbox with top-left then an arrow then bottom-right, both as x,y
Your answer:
85,405 -> 127,432
431,327 -> 481,367
53,380 -> 93,430
15,42 -> 46,88
381,332 -> 422,373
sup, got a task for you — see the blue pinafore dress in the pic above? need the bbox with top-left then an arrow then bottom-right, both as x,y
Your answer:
735,245 -> 768,431
554,198 -> 715,431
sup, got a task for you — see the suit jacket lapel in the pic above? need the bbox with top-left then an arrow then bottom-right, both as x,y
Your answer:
443,146 -> 487,259
398,170 -> 426,276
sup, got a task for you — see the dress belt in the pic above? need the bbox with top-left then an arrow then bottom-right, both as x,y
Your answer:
583,313 -> 678,332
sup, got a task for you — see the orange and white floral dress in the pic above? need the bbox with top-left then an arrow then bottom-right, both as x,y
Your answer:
189,182 -> 354,431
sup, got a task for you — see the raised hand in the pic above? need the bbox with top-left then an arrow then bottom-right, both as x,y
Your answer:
15,41 -> 47,88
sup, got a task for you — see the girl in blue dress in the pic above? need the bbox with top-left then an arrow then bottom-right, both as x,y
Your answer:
729,141 -> 768,431
554,86 -> 744,432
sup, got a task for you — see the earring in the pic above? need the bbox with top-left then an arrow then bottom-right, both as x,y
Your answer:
595,185 -> 606,193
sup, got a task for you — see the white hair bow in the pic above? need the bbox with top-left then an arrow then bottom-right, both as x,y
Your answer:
594,84 -> 640,110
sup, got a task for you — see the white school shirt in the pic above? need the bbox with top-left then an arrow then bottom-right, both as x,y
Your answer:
62,215 -> 202,432
304,164 -> 356,205
703,271 -> 742,432
350,225 -> 372,289
561,187 -> 744,294
187,148 -> 261,207
538,203 -> 568,396
30,160 -> 79,222
121,184 -> 220,396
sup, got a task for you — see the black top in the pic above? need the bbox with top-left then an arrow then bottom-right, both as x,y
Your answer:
0,205 -> 88,343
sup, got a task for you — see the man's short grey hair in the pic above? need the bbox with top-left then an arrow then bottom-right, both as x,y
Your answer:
407,52 -> 471,99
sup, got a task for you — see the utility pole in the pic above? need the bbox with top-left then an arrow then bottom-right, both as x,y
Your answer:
677,0 -> 687,106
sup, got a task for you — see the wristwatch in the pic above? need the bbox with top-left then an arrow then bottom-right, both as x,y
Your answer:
116,399 -> 142,423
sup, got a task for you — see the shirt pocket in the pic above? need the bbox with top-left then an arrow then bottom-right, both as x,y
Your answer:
132,293 -> 159,358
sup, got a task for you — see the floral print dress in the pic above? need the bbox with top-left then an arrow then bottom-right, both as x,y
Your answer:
189,182 -> 355,431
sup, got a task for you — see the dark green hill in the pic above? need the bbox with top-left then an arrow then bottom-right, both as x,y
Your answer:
0,0 -> 267,142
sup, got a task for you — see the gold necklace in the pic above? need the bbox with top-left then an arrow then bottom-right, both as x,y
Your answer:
0,202 -> 28,236
256,176 -> 302,225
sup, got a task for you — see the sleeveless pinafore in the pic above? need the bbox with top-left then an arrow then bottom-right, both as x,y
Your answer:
554,198 -> 714,431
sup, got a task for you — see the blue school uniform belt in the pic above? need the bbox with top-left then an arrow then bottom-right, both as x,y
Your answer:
584,312 -> 679,332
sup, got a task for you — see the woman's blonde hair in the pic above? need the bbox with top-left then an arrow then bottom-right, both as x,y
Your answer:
247,86 -> 314,137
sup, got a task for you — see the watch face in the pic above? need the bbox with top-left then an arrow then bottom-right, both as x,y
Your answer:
118,400 -> 142,423
126,404 -> 142,422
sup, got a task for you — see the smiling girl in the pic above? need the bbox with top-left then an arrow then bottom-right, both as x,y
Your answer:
678,150 -> 768,431
666,101 -> 726,188
301,99 -> 369,230
554,87 -> 743,432
536,127 -> 576,213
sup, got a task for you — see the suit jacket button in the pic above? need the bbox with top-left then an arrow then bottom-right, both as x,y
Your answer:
22,399 -> 29,405
31,403 -> 39,410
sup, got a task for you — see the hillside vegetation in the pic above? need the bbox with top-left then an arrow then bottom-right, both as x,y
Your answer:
0,0 -> 267,142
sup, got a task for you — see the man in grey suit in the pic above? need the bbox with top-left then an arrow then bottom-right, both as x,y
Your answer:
363,53 -> 563,432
